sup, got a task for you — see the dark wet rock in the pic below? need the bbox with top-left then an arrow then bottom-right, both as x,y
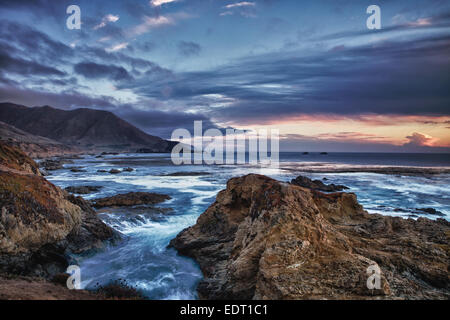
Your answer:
38,159 -> 63,171
92,192 -> 171,208
415,208 -> 445,217
101,152 -> 119,156
65,195 -> 120,254
162,172 -> 211,177
122,167 -> 134,172
393,207 -> 445,217
97,170 -> 107,173
171,174 -> 450,300
109,169 -> 121,174
68,167 -> 86,173
291,175 -> 349,192
64,186 -> 102,195
61,155 -> 83,160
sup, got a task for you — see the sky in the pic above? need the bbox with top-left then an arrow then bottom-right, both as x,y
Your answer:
0,0 -> 449,152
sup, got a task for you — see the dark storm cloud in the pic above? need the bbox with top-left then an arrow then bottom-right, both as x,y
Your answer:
178,41 -> 202,57
0,0 -> 71,20
0,84 -> 117,109
129,31 -> 450,123
0,49 -> 65,76
0,20 -> 74,65
74,62 -> 133,81
0,20 -> 169,80
118,109 -> 220,138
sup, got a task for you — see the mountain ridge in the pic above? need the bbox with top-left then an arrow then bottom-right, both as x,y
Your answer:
0,102 -> 177,153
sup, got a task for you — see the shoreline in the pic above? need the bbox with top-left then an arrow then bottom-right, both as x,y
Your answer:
279,163 -> 450,175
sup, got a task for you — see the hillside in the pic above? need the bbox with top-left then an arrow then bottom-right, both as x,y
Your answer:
0,121 -> 77,158
0,103 -> 177,153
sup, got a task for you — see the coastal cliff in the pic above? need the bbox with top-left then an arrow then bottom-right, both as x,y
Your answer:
170,174 -> 450,300
0,142 -> 117,277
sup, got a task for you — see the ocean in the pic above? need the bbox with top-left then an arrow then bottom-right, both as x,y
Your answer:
45,152 -> 450,300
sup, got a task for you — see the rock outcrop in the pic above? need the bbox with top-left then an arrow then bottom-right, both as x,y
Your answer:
65,186 -> 102,195
0,143 -> 117,277
291,175 -> 349,192
170,174 -> 449,300
92,192 -> 171,208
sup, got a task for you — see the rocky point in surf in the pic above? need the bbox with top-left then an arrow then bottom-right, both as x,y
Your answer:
170,174 -> 450,300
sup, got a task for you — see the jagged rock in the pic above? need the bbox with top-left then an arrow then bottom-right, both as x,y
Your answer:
64,186 -> 102,195
65,195 -> 119,254
170,174 -> 449,300
92,192 -> 171,208
291,175 -> 349,192
0,143 -> 116,277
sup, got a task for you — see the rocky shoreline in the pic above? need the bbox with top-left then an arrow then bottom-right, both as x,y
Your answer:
281,164 -> 450,176
170,174 -> 449,300
1,143 -> 449,300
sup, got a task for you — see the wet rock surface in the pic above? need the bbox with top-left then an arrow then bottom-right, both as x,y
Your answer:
92,192 -> 171,208
64,186 -> 103,195
291,175 -> 349,192
170,174 -> 450,300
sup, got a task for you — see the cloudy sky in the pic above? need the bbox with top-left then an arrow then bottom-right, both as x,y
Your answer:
0,0 -> 449,152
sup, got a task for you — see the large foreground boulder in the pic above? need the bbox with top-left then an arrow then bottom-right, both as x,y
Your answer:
170,174 -> 449,300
